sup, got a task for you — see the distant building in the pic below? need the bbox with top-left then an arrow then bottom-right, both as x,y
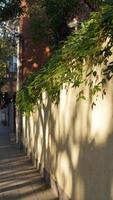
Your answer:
8,56 -> 17,73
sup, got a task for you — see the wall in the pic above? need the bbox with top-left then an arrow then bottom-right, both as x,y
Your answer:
19,2 -> 113,199
20,0 -> 51,81
22,72 -> 113,200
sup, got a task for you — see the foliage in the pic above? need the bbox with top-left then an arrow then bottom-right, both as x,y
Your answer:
0,0 -> 22,22
0,1 -> 22,88
27,0 -> 80,44
27,3 -> 52,44
0,38 -> 9,86
26,0 -> 113,45
17,4 -> 113,113
0,24 -> 16,89
42,0 -> 80,43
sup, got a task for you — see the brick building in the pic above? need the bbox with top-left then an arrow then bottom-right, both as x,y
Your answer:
19,0 -> 51,82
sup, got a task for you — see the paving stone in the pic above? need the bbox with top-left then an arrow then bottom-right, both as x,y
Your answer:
0,125 -> 58,200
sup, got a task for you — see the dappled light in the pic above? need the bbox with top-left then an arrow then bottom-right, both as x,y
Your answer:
75,176 -> 85,200
111,179 -> 113,200
1,1 -> 113,200
91,81 -> 113,147
0,125 -> 58,199
22,76 -> 113,199
56,152 -> 72,196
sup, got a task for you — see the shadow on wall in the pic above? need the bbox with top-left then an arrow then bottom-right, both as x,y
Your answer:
22,79 -> 113,200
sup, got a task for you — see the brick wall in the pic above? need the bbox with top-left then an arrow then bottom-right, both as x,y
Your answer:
20,0 -> 51,80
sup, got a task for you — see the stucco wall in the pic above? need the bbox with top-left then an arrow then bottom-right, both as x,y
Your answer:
22,74 -> 113,200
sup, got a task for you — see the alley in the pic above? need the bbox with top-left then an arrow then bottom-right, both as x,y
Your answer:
0,125 -> 58,200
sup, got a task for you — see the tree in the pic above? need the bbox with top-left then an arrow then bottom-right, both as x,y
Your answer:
0,0 -> 22,22
43,0 -> 80,43
0,0 -> 21,76
0,34 -> 16,85
27,0 -> 80,45
0,0 -> 21,81
27,0 -> 112,45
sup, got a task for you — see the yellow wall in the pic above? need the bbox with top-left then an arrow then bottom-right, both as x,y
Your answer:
22,75 -> 113,200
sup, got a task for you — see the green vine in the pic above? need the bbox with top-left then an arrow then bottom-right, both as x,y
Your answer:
17,4 -> 113,113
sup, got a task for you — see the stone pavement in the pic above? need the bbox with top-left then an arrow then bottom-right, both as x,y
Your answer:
0,125 -> 58,200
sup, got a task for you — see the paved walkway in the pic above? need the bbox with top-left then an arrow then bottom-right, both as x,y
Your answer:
0,125 -> 58,200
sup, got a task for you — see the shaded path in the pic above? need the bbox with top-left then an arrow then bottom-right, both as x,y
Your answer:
0,125 -> 58,200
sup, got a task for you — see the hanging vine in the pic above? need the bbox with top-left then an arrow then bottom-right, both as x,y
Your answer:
17,4 -> 113,113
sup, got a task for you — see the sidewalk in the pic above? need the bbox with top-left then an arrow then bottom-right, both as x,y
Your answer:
0,125 -> 58,200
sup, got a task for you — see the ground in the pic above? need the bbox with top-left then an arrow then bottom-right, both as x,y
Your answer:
0,125 -> 58,200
